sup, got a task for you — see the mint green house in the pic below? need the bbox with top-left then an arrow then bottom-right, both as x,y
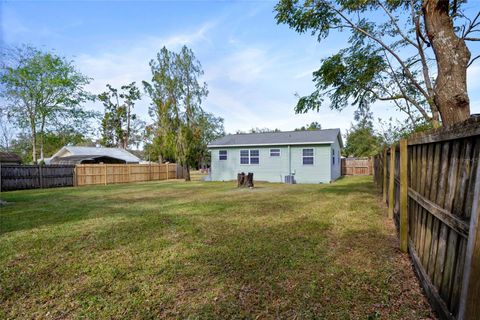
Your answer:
207,129 -> 343,184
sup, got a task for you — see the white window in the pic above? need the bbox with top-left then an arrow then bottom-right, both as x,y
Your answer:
270,148 -> 281,157
219,150 -> 227,161
303,148 -> 314,165
240,149 -> 259,165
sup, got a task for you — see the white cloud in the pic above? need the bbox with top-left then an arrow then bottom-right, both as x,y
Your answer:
74,21 -> 217,118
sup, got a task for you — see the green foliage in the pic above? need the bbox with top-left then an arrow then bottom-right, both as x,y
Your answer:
144,46 -> 221,179
275,0 -> 478,126
4,129 -> 93,163
0,45 -> 95,163
377,117 -> 433,145
343,113 -> 383,157
294,121 -> 322,131
98,82 -> 143,149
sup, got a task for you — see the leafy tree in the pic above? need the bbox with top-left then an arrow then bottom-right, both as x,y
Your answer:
275,0 -> 480,126
192,112 -> 225,169
2,129 -> 93,163
98,82 -> 141,149
0,45 -> 94,163
236,128 -> 282,134
344,121 -> 383,157
143,46 -> 209,181
295,121 -> 322,131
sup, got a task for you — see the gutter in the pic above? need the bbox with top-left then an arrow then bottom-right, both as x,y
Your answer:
207,141 -> 334,148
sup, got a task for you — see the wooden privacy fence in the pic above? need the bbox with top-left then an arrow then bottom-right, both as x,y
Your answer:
373,117 -> 480,320
75,163 -> 183,186
341,157 -> 373,175
0,165 -> 75,191
0,163 -> 184,191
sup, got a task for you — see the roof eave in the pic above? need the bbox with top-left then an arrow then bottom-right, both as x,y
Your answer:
207,141 -> 335,148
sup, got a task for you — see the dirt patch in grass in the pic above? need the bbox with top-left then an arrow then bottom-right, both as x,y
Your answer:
0,176 -> 434,319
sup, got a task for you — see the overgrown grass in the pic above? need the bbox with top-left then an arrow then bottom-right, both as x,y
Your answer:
0,176 -> 433,319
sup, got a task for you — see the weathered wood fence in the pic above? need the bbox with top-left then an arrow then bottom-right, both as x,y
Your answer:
0,165 -> 75,191
373,117 -> 480,320
0,163 -> 184,191
75,163 -> 183,186
341,157 -> 373,175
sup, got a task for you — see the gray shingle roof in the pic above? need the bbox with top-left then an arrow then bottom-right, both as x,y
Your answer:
208,129 -> 342,148
53,146 -> 141,163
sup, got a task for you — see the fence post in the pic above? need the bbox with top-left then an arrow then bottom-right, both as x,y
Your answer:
104,164 -> 107,185
399,139 -> 408,252
39,165 -> 44,189
383,148 -> 388,202
388,145 -> 395,219
458,164 -> 480,319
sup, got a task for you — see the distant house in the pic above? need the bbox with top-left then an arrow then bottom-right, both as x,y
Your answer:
47,146 -> 141,165
207,129 -> 343,184
0,152 -> 22,165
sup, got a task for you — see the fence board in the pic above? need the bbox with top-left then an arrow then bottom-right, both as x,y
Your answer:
373,118 -> 480,320
75,163 -> 182,186
341,157 -> 372,176
0,165 -> 75,191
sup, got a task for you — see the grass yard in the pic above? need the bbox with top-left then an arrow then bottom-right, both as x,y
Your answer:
0,176 -> 434,319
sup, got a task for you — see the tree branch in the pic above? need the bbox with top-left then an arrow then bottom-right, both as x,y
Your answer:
328,4 -> 432,103
379,1 -> 418,49
468,54 -> 480,67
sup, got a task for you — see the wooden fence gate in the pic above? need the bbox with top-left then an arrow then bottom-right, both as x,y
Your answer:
373,117 -> 480,320
341,157 -> 372,175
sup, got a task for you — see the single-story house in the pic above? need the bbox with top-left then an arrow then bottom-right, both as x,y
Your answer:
47,146 -> 141,165
0,152 -> 22,165
207,128 -> 343,184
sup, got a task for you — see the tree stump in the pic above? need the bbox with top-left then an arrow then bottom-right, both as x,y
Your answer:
237,172 -> 254,188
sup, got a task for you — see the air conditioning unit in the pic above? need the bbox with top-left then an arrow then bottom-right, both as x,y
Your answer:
284,175 -> 296,184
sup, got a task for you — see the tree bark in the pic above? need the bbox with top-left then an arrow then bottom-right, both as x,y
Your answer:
31,125 -> 37,164
184,164 -> 191,181
423,0 -> 471,125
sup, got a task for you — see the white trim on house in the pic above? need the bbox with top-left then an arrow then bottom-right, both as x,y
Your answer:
270,148 -> 281,157
208,141 -> 334,148
239,149 -> 260,165
302,148 -> 315,165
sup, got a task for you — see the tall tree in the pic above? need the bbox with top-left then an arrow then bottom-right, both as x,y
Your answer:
192,112 -> 225,169
0,45 -> 94,163
143,46 -> 209,181
275,0 -> 479,126
295,121 -> 322,131
343,112 -> 383,157
98,82 -> 141,149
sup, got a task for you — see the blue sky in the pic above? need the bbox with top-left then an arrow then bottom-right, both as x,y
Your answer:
2,0 -> 480,135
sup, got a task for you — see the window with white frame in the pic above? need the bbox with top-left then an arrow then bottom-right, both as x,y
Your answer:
270,148 -> 281,157
303,148 -> 314,165
240,149 -> 259,165
219,150 -> 227,161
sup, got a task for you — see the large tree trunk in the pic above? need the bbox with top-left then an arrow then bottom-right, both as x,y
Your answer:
31,126 -> 37,164
423,0 -> 471,125
184,164 -> 191,181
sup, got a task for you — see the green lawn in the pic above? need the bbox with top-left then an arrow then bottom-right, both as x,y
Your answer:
0,176 -> 433,319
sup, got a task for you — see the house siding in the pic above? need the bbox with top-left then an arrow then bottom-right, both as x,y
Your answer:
210,144 -> 333,183
330,136 -> 342,180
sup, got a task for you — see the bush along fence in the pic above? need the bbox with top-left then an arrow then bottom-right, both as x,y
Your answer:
373,117 -> 480,320
0,163 -> 184,191
341,157 -> 373,176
